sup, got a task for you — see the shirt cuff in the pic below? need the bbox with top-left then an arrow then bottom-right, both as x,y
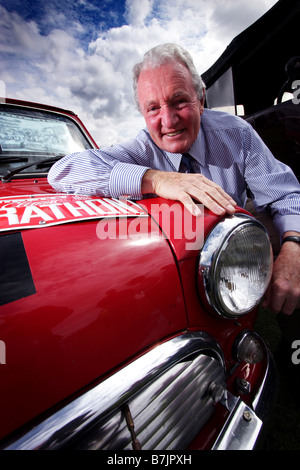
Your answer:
274,214 -> 300,239
109,162 -> 150,200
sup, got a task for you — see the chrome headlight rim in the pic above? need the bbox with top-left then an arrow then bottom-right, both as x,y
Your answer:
198,214 -> 273,319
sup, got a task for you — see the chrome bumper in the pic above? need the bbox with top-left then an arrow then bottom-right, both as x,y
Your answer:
0,333 -> 276,451
212,350 -> 277,450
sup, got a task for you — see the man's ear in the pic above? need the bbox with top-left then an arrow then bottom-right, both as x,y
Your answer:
199,91 -> 205,115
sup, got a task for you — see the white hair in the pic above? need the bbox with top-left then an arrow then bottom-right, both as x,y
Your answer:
132,43 -> 206,111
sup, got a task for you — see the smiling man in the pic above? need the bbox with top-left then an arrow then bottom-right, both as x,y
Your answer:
48,43 -> 300,317
137,57 -> 236,217
138,61 -> 202,153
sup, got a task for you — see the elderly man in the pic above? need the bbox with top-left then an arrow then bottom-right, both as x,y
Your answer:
48,43 -> 300,319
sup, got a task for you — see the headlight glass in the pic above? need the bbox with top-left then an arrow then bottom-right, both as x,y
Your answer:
198,215 -> 273,318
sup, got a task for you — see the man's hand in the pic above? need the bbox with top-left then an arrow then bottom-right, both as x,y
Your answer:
263,234 -> 300,315
141,169 -> 237,216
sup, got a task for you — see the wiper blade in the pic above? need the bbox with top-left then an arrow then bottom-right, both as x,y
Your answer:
1,156 -> 63,183
0,157 -> 29,163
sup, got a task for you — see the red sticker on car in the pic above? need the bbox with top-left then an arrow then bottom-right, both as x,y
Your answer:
0,194 -> 147,231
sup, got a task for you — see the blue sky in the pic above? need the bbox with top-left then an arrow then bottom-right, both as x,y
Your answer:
0,0 -> 127,40
0,0 -> 277,146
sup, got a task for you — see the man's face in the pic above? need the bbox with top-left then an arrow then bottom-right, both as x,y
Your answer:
137,61 -> 204,154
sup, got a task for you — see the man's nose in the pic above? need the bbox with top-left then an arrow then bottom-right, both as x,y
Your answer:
161,105 -> 179,128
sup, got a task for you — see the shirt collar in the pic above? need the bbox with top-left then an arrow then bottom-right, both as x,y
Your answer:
164,126 -> 205,171
187,126 -> 206,167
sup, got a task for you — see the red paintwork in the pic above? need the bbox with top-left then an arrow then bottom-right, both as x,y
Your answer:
0,99 -> 267,447
0,178 -> 57,197
0,179 -> 259,443
0,195 -> 186,439
141,198 -> 258,364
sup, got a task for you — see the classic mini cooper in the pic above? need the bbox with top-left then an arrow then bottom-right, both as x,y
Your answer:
0,98 -> 276,451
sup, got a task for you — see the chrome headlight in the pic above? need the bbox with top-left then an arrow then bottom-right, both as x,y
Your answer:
198,215 -> 273,318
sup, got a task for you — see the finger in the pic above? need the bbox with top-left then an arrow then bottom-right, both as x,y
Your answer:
262,284 -> 272,309
269,288 -> 286,314
178,193 -> 202,216
200,176 -> 237,206
281,300 -> 298,316
264,283 -> 296,315
199,175 -> 237,206
280,290 -> 300,315
186,184 -> 235,215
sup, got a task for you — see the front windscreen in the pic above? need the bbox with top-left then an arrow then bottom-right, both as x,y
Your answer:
0,105 -> 93,175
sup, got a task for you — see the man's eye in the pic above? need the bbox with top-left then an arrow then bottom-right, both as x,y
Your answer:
148,106 -> 159,114
174,99 -> 187,108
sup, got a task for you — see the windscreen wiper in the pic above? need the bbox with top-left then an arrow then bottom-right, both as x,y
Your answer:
0,156 -> 63,182
0,156 -> 29,163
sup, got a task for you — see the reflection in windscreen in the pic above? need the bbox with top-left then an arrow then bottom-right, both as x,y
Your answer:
0,106 -> 92,157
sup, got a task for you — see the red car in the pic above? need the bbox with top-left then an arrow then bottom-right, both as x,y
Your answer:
0,98 -> 276,451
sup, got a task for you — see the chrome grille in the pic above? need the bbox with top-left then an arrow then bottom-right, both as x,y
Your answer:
76,353 -> 225,450
2,332 -> 226,450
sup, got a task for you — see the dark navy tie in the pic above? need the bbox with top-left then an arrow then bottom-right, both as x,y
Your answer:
179,153 -> 195,173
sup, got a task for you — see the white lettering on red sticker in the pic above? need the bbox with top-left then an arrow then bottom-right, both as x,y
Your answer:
0,194 -> 147,231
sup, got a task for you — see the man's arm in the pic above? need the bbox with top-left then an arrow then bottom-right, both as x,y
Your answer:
48,144 -> 151,198
263,231 -> 300,315
142,169 -> 300,316
142,169 -> 237,216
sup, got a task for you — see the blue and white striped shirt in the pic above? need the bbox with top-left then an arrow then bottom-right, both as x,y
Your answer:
48,109 -> 300,237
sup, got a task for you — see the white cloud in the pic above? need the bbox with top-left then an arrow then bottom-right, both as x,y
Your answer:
208,0 -> 278,42
0,6 -> 43,56
0,0 -> 278,147
124,0 -> 154,26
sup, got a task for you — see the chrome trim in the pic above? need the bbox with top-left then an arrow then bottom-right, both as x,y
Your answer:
212,344 -> 277,450
84,353 -> 225,450
252,349 -> 278,421
212,398 -> 262,450
1,332 -> 224,450
198,214 -> 272,318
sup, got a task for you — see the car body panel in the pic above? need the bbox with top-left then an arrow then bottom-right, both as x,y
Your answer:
0,199 -> 188,440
